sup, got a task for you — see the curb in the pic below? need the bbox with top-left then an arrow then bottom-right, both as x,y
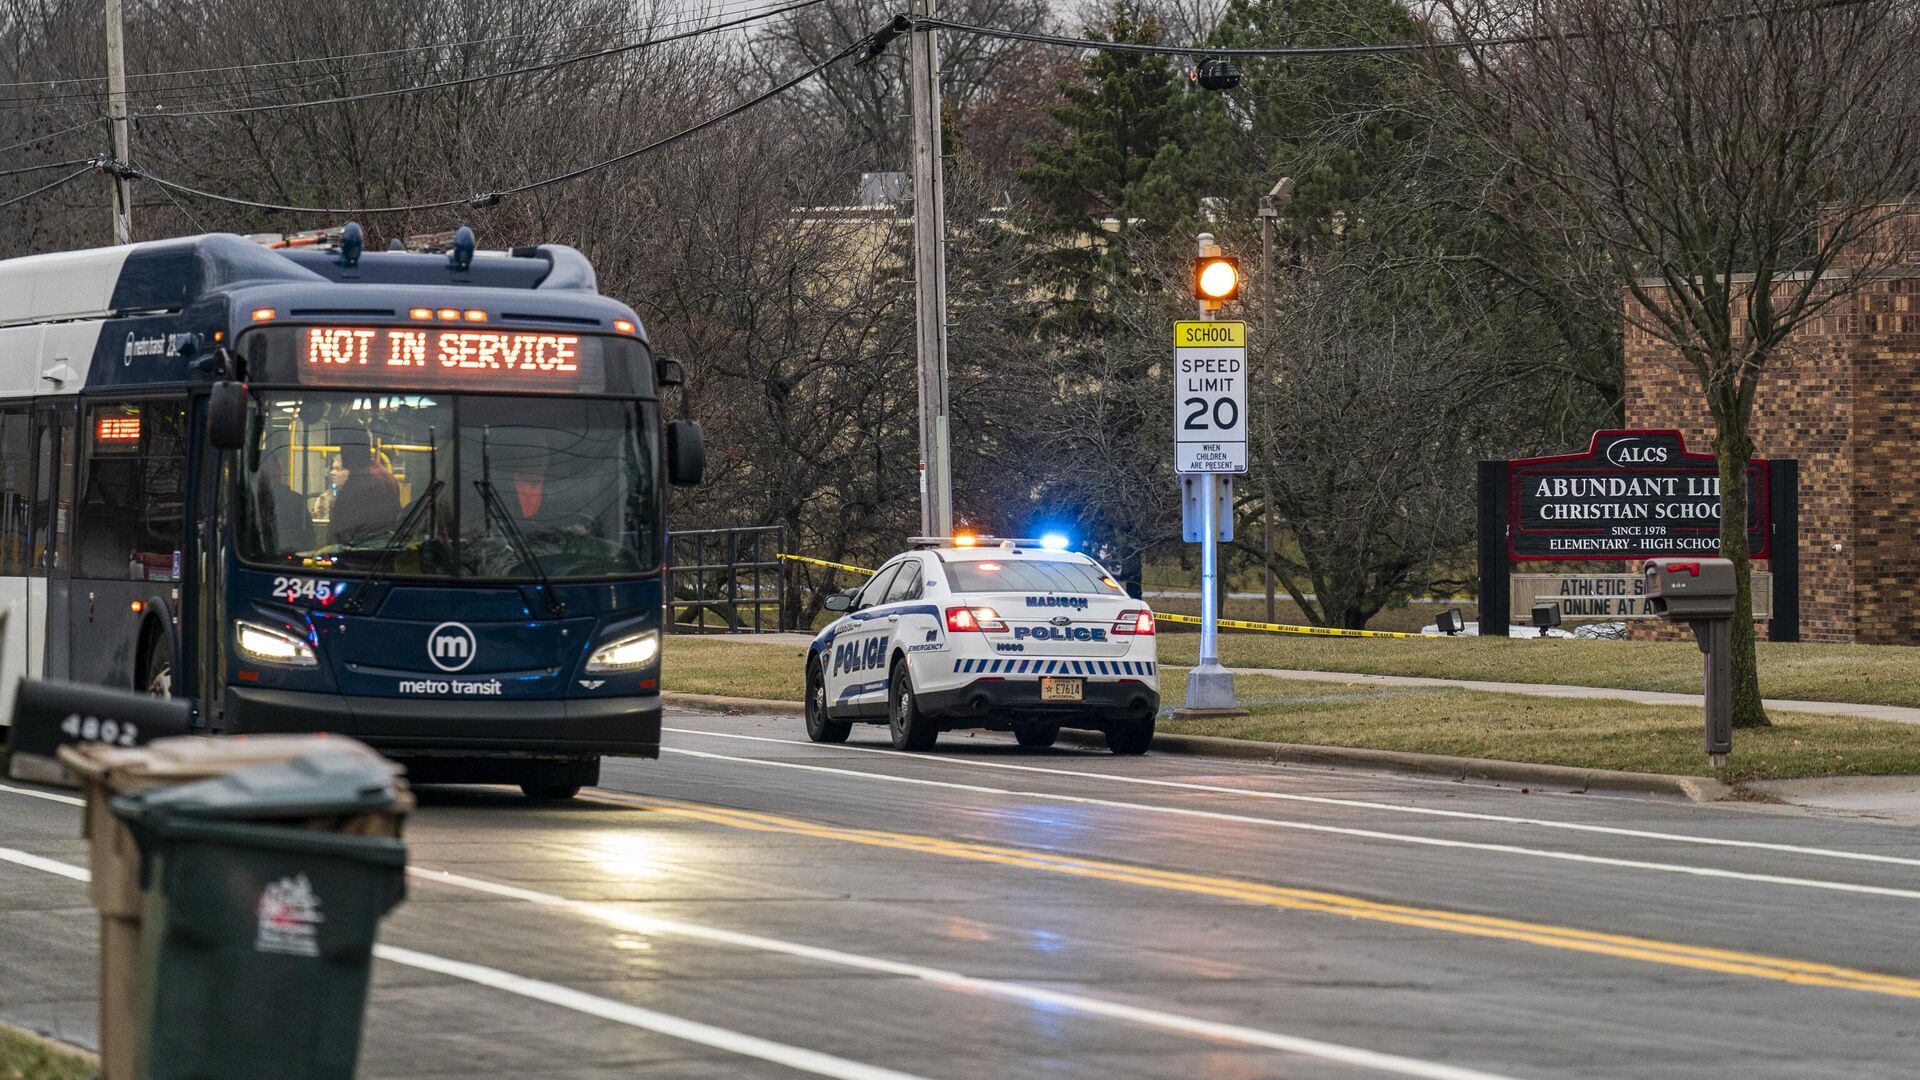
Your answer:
1056,730 -> 1732,801
0,1020 -> 98,1068
663,692 -> 804,717
661,692 -> 1732,801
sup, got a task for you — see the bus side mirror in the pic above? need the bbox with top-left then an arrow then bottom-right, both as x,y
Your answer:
208,382 -> 249,451
666,419 -> 705,486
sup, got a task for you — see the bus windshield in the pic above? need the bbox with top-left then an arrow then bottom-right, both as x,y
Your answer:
238,391 -> 659,580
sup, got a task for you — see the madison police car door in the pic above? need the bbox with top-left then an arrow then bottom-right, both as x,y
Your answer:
827,559 -> 905,713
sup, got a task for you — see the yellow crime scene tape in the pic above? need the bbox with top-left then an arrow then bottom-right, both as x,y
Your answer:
776,553 -> 877,576
1151,611 -> 1425,639
778,553 -> 1434,637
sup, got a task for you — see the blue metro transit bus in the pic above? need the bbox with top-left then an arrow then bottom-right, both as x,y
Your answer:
0,227 -> 703,798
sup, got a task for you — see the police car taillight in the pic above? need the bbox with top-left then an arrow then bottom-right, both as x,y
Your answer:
946,606 -> 1008,632
1112,610 -> 1155,635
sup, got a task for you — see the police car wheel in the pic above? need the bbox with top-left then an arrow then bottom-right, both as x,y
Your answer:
805,658 -> 851,743
1105,718 -> 1154,756
1013,724 -> 1057,748
888,660 -> 939,751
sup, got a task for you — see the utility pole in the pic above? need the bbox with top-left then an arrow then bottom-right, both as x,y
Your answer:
907,0 -> 953,536
1256,178 -> 1291,625
105,0 -> 133,244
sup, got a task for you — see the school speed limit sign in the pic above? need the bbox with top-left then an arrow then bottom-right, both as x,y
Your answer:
1173,320 -> 1247,474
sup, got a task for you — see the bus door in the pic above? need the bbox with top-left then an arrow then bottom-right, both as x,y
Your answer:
69,398 -> 191,695
0,405 -> 31,721
27,399 -> 75,682
192,396 -> 226,726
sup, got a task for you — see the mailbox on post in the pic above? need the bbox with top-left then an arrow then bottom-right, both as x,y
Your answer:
1644,560 -> 1738,620
1645,558 -> 1739,765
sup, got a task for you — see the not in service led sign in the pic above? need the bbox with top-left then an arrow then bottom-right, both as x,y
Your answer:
95,415 -> 142,442
301,327 -> 582,384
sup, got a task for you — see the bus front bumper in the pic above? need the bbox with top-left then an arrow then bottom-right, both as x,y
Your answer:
221,687 -> 661,758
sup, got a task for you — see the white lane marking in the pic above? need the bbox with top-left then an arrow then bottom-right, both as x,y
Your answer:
0,782 -> 84,807
409,866 -> 1526,1080
371,945 -> 930,1080
0,846 -> 90,881
653,746 -> 1920,902
0,849 -> 934,1080
663,725 -> 1920,871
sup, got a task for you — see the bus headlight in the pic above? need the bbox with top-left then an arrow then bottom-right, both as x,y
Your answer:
235,620 -> 318,667
586,631 -> 658,672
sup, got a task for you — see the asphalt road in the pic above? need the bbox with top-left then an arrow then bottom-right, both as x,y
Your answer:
6,708 -> 1920,1079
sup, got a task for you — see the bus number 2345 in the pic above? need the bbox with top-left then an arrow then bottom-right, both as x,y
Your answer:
272,577 -> 350,603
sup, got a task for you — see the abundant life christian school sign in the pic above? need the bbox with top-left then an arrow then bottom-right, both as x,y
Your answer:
1510,430 -> 1768,560
1477,430 -> 1799,639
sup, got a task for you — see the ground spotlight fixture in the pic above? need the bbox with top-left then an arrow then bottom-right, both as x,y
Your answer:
1437,608 -> 1464,636
1531,603 -> 1562,635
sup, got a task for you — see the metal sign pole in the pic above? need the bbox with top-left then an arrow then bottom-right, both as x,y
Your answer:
1177,233 -> 1245,718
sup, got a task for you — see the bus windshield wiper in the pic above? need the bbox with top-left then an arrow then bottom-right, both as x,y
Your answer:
474,479 -> 565,617
342,479 -> 444,613
475,426 -> 565,617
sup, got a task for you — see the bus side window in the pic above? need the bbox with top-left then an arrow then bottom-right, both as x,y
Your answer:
0,408 -> 26,576
76,400 -> 188,581
29,407 -> 68,575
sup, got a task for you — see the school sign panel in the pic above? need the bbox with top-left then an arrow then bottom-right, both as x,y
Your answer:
1478,430 -> 1799,639
1509,430 -> 1769,561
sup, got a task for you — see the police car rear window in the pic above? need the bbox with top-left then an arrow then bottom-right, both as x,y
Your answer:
947,560 -> 1114,594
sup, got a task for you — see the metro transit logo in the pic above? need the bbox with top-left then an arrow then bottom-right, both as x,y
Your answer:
428,622 -> 478,672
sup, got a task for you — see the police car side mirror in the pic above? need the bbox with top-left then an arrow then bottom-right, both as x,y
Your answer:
823,592 -> 854,612
208,381 -> 249,451
666,420 -> 705,486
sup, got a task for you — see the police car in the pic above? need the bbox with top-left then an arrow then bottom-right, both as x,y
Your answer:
805,536 -> 1160,753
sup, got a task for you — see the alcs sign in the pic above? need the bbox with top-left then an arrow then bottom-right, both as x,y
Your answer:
1509,430 -> 1769,561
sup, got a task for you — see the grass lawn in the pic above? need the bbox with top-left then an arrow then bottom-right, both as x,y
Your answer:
661,636 -> 1920,781
664,637 -> 807,702
1147,595 -> 1476,635
1172,676 -> 1920,782
1155,634 -> 1920,709
0,1025 -> 94,1080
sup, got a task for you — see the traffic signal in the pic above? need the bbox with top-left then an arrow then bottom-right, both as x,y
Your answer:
1191,58 -> 1241,91
1194,255 -> 1241,302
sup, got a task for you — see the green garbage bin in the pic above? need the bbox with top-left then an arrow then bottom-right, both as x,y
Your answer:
60,734 -> 408,1080
112,750 -> 409,1080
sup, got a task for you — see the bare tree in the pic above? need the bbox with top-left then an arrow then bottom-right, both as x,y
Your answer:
758,0 -> 1059,176
1248,245 -> 1559,628
1435,0 -> 1920,725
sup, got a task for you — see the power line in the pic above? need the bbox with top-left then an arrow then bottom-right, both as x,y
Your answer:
0,157 -> 95,179
498,38 -> 864,198
129,0 -> 829,121
0,2 -> 763,91
0,117 -> 105,157
912,0 -> 1878,59
912,17 -> 1558,57
0,0 -> 811,112
128,39 -> 864,216
0,166 -> 93,211
0,27 -> 552,90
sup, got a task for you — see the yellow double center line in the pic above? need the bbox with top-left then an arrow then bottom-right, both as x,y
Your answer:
584,790 -> 1920,1000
